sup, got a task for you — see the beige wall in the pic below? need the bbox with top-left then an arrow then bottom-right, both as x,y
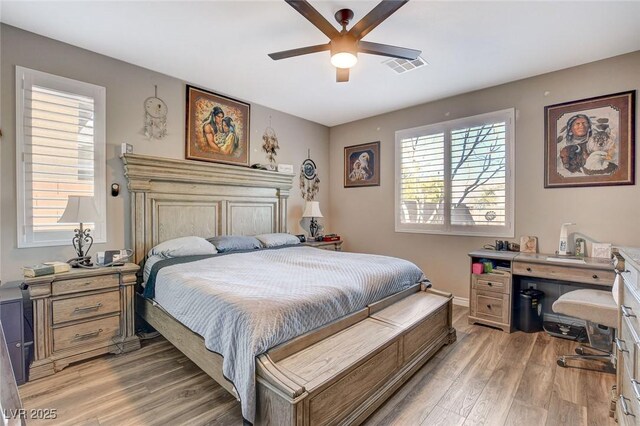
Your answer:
329,51 -> 640,300
0,25 -> 330,285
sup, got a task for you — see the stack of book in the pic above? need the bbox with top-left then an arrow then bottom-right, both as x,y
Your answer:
23,261 -> 70,278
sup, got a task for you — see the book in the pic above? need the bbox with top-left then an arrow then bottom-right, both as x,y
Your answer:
43,261 -> 71,273
23,264 -> 55,278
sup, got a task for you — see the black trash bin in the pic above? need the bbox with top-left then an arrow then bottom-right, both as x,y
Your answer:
517,289 -> 544,332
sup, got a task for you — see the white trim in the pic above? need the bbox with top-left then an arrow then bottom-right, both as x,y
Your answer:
395,108 -> 515,238
15,66 -> 107,248
453,297 -> 470,308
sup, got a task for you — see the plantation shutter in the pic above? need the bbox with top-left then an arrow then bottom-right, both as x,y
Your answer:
16,66 -> 106,247
395,109 -> 514,237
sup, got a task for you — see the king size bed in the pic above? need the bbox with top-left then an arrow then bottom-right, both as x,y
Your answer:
123,154 -> 456,425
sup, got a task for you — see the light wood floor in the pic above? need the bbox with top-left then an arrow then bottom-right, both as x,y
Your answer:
19,306 -> 616,425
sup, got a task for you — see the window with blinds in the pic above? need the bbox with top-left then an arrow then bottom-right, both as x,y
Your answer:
16,66 -> 106,247
395,109 -> 514,237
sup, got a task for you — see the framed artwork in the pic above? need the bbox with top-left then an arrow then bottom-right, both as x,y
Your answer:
544,90 -> 635,188
344,141 -> 380,188
520,236 -> 538,253
185,85 -> 250,166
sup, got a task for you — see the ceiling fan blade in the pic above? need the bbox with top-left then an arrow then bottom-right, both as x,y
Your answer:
336,68 -> 350,83
358,40 -> 421,60
348,0 -> 409,40
286,0 -> 340,40
269,43 -> 331,60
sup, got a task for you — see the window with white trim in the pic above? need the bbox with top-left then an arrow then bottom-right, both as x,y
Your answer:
395,109 -> 514,237
16,66 -> 106,248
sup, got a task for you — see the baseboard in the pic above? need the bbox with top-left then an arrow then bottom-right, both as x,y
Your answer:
453,297 -> 469,307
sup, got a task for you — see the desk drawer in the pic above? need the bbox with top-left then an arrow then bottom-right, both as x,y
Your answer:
622,280 -> 640,341
472,274 -> 510,294
471,289 -> 509,325
52,291 -> 120,325
513,261 -> 614,286
52,274 -> 119,296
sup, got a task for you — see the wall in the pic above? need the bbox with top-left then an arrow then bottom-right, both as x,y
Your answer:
329,51 -> 640,300
0,24 -> 330,285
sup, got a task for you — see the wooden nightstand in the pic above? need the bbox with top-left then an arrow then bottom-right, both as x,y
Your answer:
22,263 -> 140,380
302,240 -> 343,251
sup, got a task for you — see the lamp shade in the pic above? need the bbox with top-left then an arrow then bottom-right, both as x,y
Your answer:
302,201 -> 323,218
58,196 -> 100,224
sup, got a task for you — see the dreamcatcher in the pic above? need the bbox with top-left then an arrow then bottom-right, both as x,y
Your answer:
300,151 -> 320,201
143,85 -> 168,140
262,116 -> 280,164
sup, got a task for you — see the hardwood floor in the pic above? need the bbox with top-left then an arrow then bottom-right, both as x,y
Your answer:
18,306 -> 616,425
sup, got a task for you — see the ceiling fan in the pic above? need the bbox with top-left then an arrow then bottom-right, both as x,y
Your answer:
268,0 -> 421,83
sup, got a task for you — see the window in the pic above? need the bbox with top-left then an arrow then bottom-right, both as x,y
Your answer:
395,109 -> 514,237
16,66 -> 106,247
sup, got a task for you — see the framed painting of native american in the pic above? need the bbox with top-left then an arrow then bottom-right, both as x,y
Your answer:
544,91 -> 635,188
186,85 -> 250,166
344,141 -> 380,188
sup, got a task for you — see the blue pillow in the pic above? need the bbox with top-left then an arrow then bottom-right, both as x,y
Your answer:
207,235 -> 261,252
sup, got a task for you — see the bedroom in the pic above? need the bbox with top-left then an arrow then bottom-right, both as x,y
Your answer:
0,1 -> 639,425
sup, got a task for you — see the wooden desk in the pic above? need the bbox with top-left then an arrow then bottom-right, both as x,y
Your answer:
468,250 -> 615,332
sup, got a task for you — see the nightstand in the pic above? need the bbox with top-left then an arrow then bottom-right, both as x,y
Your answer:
22,263 -> 140,380
302,240 -> 343,251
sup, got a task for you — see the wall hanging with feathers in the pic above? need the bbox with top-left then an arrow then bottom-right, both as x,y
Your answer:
262,116 -> 280,164
300,151 -> 320,201
143,85 -> 168,140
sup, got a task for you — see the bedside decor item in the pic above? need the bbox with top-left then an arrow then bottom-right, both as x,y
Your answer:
300,152 -> 320,201
143,85 -> 168,140
519,236 -> 538,253
186,85 -> 250,166
592,243 -> 612,259
344,141 -> 380,188
302,201 -> 323,238
58,196 -> 101,267
262,116 -> 280,165
544,91 -> 635,188
23,264 -> 55,278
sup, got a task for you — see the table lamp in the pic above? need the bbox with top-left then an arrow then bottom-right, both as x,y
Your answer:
302,201 -> 323,238
58,196 -> 100,267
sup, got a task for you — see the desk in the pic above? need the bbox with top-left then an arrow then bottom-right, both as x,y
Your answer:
468,250 -> 615,333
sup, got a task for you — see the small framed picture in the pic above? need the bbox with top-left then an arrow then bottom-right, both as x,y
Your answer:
591,243 -> 612,259
344,141 -> 380,188
520,236 -> 538,253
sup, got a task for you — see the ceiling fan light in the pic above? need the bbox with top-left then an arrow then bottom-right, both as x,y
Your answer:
331,52 -> 358,69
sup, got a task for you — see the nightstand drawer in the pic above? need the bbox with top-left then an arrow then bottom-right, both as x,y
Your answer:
472,274 -> 510,294
53,315 -> 120,353
52,291 -> 120,325
52,274 -> 119,296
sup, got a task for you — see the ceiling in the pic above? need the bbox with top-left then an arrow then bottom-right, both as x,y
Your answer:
2,1 -> 640,127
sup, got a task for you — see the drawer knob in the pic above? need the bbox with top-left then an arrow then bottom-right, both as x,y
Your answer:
620,395 -> 635,417
526,267 -> 532,272
486,304 -> 492,309
15,342 -> 21,348
487,282 -> 493,286
621,305 -> 636,318
592,274 -> 598,279
615,338 -> 629,353
74,329 -> 103,340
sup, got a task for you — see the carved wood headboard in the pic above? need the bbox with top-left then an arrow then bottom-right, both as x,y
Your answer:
122,154 -> 294,264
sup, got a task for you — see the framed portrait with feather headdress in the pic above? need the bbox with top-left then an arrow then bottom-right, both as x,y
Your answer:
186,85 -> 250,166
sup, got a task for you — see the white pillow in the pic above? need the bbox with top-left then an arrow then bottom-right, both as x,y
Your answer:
148,236 -> 217,258
255,233 -> 300,248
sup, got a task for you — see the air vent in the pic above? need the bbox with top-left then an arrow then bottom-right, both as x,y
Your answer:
384,57 -> 428,74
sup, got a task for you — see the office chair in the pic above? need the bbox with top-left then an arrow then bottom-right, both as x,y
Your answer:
552,287 -> 617,370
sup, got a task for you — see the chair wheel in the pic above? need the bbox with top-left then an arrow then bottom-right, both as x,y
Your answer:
557,358 -> 567,368
575,347 -> 585,355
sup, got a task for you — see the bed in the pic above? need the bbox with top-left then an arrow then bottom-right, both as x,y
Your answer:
123,154 -> 456,425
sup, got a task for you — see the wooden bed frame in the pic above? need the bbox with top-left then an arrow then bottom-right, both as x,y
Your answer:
123,154 -> 456,425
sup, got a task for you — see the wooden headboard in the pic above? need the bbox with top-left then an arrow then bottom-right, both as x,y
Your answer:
122,154 -> 294,264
